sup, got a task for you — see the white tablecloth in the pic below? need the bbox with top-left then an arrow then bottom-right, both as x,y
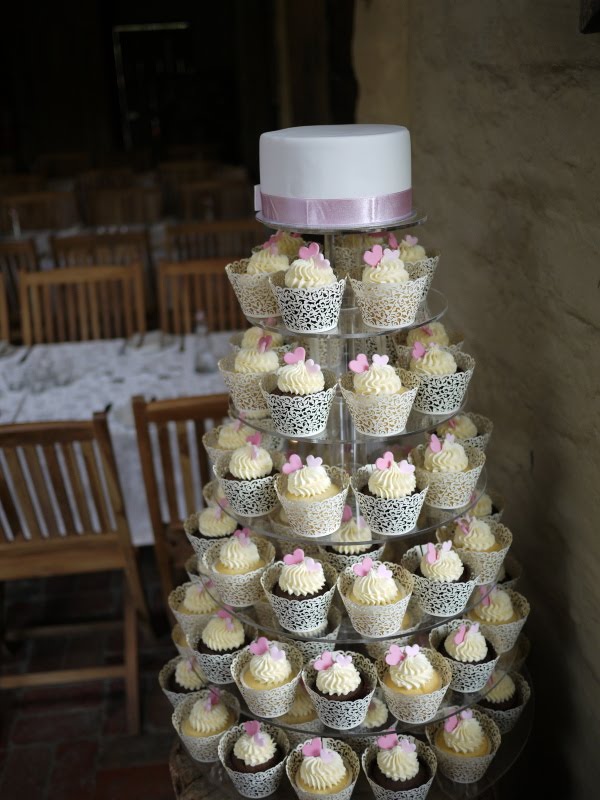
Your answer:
0,331 -> 231,545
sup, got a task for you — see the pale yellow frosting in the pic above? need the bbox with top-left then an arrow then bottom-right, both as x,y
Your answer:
423,439 -> 469,473
474,589 -> 515,623
197,507 -> 238,538
353,364 -> 403,396
277,361 -> 325,395
287,463 -> 332,499
389,650 -> 436,691
229,444 -> 273,480
350,567 -> 403,606
234,347 -> 279,374
181,583 -> 220,614
362,696 -> 389,729
233,728 -> 277,766
472,493 -> 494,517
278,559 -> 326,597
241,327 -> 284,349
332,517 -> 372,555
442,717 -> 487,754
271,232 -> 305,258
248,648 -> 292,686
174,659 -> 206,691
362,256 -> 409,285
285,259 -> 336,288
315,660 -> 361,696
444,625 -> 488,663
188,696 -> 230,735
437,414 -> 478,440
201,614 -> 245,652
377,744 -> 420,781
217,422 -> 256,449
406,322 -> 449,348
282,684 -> 316,721
247,249 -> 290,275
420,546 -> 464,582
486,672 -> 516,704
218,536 -> 263,572
298,750 -> 347,791
410,347 -> 457,376
398,238 -> 427,262
368,461 -> 416,499
453,518 -> 496,551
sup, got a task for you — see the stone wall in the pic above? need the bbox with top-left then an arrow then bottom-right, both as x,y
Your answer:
354,2 -> 600,797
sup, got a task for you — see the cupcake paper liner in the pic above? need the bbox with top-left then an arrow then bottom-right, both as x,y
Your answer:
159,656 -> 208,708
396,349 -> 475,414
172,624 -> 193,658
231,642 -> 304,718
339,370 -> 420,437
401,546 -> 479,617
185,553 -> 203,584
260,371 -> 338,437
428,620 -> 500,692
351,467 -> 428,536
268,271 -> 346,334
172,689 -> 241,763
168,583 -> 215,639
202,538 -> 276,608
475,672 -> 531,734
202,480 -> 221,507
362,736 -> 438,800
349,265 -> 429,330
188,624 -> 255,685
472,590 -> 530,654
202,427 -> 231,467
323,542 -> 387,573
260,561 -> 339,633
218,723 -> 290,799
275,467 -> 350,538
214,452 -> 280,517
436,521 -> 512,586
458,413 -> 494,453
376,649 -> 452,724
412,445 -> 486,510
303,651 -> 377,730
338,562 -> 414,638
279,607 -> 343,663
218,354 -> 273,418
286,738 -> 360,800
426,709 -> 501,784
225,260 -> 280,318
406,252 -> 440,292
497,553 -> 522,591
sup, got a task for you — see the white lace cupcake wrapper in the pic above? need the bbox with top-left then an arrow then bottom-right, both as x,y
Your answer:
475,591 -> 530,654
275,467 -> 350,538
474,672 -> 531,734
396,348 -> 475,414
456,413 -> 494,453
362,737 -> 438,800
260,562 -> 339,633
436,521 -> 512,586
375,649 -> 452,724
202,539 -> 276,607
191,647 -> 243,685
426,710 -> 501,784
412,444 -> 485,509
324,543 -> 387,573
497,553 -> 522,592
172,690 -> 241,763
351,469 -> 428,536
218,723 -> 290,799
401,547 -> 478,617
338,562 -> 414,638
185,531 -> 231,562
349,265 -> 429,330
303,651 -> 377,730
269,272 -> 347,334
172,626 -> 193,659
219,355 -> 273,417
286,738 -> 360,800
214,457 -> 279,518
260,372 -> 338,437
168,584 -> 214,639
231,642 -> 304,718
226,260 -> 280,318
428,621 -> 500,692
159,656 -> 206,708
340,370 -> 420,437
279,607 -> 343,664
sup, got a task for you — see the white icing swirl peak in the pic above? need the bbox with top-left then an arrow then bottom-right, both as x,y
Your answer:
332,507 -> 372,554
442,712 -> 487,754
423,434 -> 469,473
234,339 -> 279,374
406,322 -> 449,348
277,347 -> 325,395
314,651 -> 361,696
368,452 -> 416,498
444,622 -> 488,663
437,414 -> 478,440
285,454 -> 333,498
247,245 -> 290,275
174,658 -> 206,691
278,549 -> 326,597
197,505 -> 238,538
285,243 -> 335,288
475,587 -> 515,623
410,344 -> 457,376
376,736 -> 419,782
386,644 -> 436,690
188,690 -> 230,735
298,739 -> 347,791
486,672 -> 516,704
419,542 -> 464,582
363,696 -> 389,729
228,437 -> 273,480
218,531 -> 263,572
453,516 -> 496,551
350,353 -> 402,396
398,235 -> 427,262
181,581 -> 220,614
217,421 -> 256,449
472,492 -> 494,517
233,722 -> 277,766
201,611 -> 245,652
350,558 -> 402,606
362,245 -> 409,284
247,639 -> 292,686
240,327 -> 284,349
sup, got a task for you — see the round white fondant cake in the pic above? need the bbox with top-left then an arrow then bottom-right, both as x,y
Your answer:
256,124 -> 412,230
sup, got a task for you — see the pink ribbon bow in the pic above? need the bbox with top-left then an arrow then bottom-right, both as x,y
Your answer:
349,353 -> 369,373
412,341 -> 426,360
257,335 -> 272,354
375,451 -> 395,471
282,454 -> 303,475
283,346 -> 306,365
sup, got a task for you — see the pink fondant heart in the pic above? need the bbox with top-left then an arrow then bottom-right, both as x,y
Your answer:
352,556 -> 373,577
412,341 -> 426,360
375,451 -> 395,471
298,242 -> 320,260
257,335 -> 272,354
306,455 -> 323,468
371,354 -> 389,367
283,548 -> 305,566
385,644 -> 405,666
305,359 -> 321,374
398,738 -> 416,754
429,434 -> 442,453
342,505 -> 353,523
404,235 -> 419,246
302,738 -> 323,758
283,346 -> 306,365
313,652 -> 334,671
444,714 -> 459,733
349,353 -> 369,374
282,454 -> 303,474
398,459 -> 415,474
363,244 -> 383,267
388,233 -> 398,249
249,637 -> 269,655
378,733 -> 399,750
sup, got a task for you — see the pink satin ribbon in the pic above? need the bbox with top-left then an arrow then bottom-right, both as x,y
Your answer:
254,186 -> 412,228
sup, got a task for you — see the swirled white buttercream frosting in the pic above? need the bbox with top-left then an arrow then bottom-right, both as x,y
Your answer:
486,672 -> 516,704
437,414 -> 478,440
218,535 -> 263,572
377,744 -> 420,781
197,506 -> 238,538
246,248 -> 290,275
174,658 -> 206,690
472,492 -> 494,517
217,422 -> 256,449
398,237 -> 427,263
368,461 -> 416,499
285,258 -> 336,288
229,443 -> 273,480
233,727 -> 277,766
287,462 -> 333,498
350,564 -> 403,606
201,614 -> 245,652
423,437 -> 469,473
420,544 -> 464,582
268,231 -> 305,258
389,649 -> 436,690
278,558 -> 326,597
181,582 -> 220,614
234,345 -> 279,374
410,347 -> 457,376
442,716 -> 487,754
362,696 -> 389,729
298,749 -> 347,791
406,322 -> 449,348
241,327 -> 284,349
453,518 -> 496,551
444,624 -> 488,663
248,647 -> 292,686
188,695 -> 230,735
284,683 -> 316,720
277,360 -> 325,395
362,257 -> 409,285
474,588 -> 515,623
353,364 -> 402,396
332,515 -> 372,555
315,659 -> 361,696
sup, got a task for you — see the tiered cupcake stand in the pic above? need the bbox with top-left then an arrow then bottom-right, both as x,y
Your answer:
165,214 -> 533,800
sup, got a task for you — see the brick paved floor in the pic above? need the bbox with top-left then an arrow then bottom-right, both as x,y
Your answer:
0,548 -> 176,800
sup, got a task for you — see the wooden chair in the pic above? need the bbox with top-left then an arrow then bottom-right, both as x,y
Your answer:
132,393 -> 230,613
165,218 -> 265,261
36,151 -> 91,178
181,178 -> 253,221
0,174 -> 45,194
76,168 -> 135,223
0,239 -> 39,320
158,258 -> 246,335
158,161 -> 217,215
0,274 -> 9,342
0,412 -> 149,733
0,191 -> 79,232
19,264 -> 146,345
86,187 -> 162,226
51,231 -> 151,269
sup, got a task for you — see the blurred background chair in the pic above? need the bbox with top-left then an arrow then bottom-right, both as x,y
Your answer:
51,231 -> 151,268
0,239 -> 39,333
0,191 -> 79,232
180,177 -> 253,221
86,187 -> 162,226
0,274 -> 9,342
36,151 -> 91,179
0,174 -> 46,194
165,218 -> 264,260
157,160 -> 217,216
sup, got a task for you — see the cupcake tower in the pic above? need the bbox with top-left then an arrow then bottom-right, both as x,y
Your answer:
162,202 -> 532,800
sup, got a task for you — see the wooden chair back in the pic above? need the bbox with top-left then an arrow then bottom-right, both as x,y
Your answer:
181,178 -> 253,221
132,393 -> 229,610
51,231 -> 150,269
76,168 -> 135,223
19,263 -> 146,345
158,258 -> 246,334
86,187 -> 162,226
0,174 -> 45,194
36,151 -> 91,178
158,160 -> 217,214
0,274 -> 9,342
0,238 -> 39,314
0,191 -> 79,232
165,218 -> 265,261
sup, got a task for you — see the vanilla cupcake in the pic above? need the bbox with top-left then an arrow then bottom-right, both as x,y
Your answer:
403,342 -> 474,414
247,241 -> 290,275
452,516 -> 499,552
422,433 -> 468,473
441,516 -> 512,585
349,558 -> 406,606
173,687 -> 240,763
333,506 -> 374,555
364,733 -> 436,797
217,419 -> 257,449
212,529 -> 266,575
304,651 -> 377,730
283,454 -> 340,502
232,638 -> 303,718
406,321 -> 450,348
402,542 -> 476,617
398,234 -> 427,263
203,529 -> 275,607
185,504 -> 239,560
468,587 -> 529,652
215,433 -> 278,517
409,340 -> 456,376
285,243 -> 336,289
219,720 -> 290,797
431,620 -> 499,693
435,710 -> 492,757
412,433 -> 485,509
170,579 -> 220,637
241,638 -> 294,690
234,335 -> 279,374
377,644 -> 450,724
219,335 -> 280,417
288,737 -> 356,799
427,709 -> 500,783
362,245 -> 409,285
193,608 -> 250,684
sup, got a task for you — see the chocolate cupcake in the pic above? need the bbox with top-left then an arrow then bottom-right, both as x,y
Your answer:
228,721 -> 285,774
438,621 -> 497,665
304,650 -> 377,730
478,670 -> 521,712
370,734 -> 431,792
193,609 -> 251,684
167,657 -> 207,695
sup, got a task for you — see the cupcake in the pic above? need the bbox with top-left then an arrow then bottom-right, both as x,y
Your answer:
269,242 -> 346,333
287,737 -> 359,800
338,557 -> 413,638
171,624 -> 191,658
406,321 -> 450,348
261,346 -> 338,436
340,353 -> 419,436
324,505 -> 385,571
169,580 -> 221,638
304,650 -> 377,730
203,529 -> 275,607
203,418 -> 257,465
468,587 -> 530,653
412,434 -> 485,509
173,687 -> 240,763
377,644 -> 450,724
247,241 -> 290,276
471,489 -> 504,521
436,413 -> 493,453
352,451 -> 428,536
431,620 -> 499,692
360,695 -> 391,732
219,336 -> 279,417
275,454 -> 349,537
476,671 -> 531,733
402,541 -> 477,617
439,516 -> 512,585
214,433 -> 279,517
426,709 -> 500,783
363,734 -> 436,799
278,679 -> 319,727
260,548 -> 338,633
350,244 -> 428,329
193,608 -> 250,684
263,230 -> 305,259
401,342 -> 474,414
218,720 -> 290,798
159,656 -> 208,707
232,638 -> 303,718
184,503 -> 239,559
238,327 -> 285,350
225,241 -> 286,318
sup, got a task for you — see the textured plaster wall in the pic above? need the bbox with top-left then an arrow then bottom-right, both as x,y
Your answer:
354,2 -> 600,796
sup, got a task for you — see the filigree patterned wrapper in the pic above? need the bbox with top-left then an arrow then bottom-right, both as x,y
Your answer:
260,370 -> 338,437
202,480 -> 220,507
457,413 -> 494,452
218,354 -> 274,418
412,445 -> 485,509
231,641 -> 304,718
229,332 -> 294,357
172,624 -> 193,659
214,452 -> 281,518
172,689 -> 241,763
269,271 -> 346,334
275,467 -> 350,538
260,561 -> 339,633
375,649 -> 452,724
396,348 -> 475,414
184,525 -> 233,564
475,672 -> 531,733
184,553 -> 204,584
225,259 -> 280,318
426,709 -> 501,784
279,607 -> 343,663
218,723 -> 290,799
428,620 -> 500,692
323,541 -> 387,573
362,736 -> 438,800
496,553 -> 522,592
399,250 -> 441,291
286,738 -> 360,800
401,546 -> 479,617
340,370 -> 420,437
351,467 -> 428,536
188,622 -> 255,685
159,656 -> 207,708
168,583 -> 214,639
473,590 -> 530,654
202,427 -> 281,468
303,651 -> 377,730
338,563 -> 414,638
202,538 -> 276,607
350,264 -> 429,330
436,521 -> 512,586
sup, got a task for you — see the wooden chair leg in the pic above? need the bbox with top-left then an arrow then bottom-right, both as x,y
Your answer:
121,547 -> 151,628
154,542 -> 175,621
123,580 -> 140,735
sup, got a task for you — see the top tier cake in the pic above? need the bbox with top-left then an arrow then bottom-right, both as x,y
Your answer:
256,124 -> 412,231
